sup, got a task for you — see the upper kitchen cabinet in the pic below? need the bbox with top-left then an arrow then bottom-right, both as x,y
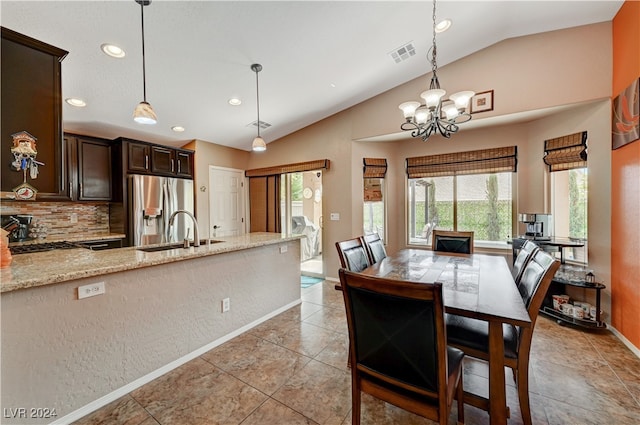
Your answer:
117,138 -> 194,179
1,27 -> 69,200
65,134 -> 112,201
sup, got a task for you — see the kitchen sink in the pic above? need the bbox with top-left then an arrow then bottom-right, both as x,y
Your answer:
137,239 -> 223,253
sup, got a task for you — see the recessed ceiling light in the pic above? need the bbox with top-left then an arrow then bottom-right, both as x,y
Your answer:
171,126 -> 185,132
65,98 -> 87,107
101,43 -> 125,58
228,98 -> 242,106
435,19 -> 452,33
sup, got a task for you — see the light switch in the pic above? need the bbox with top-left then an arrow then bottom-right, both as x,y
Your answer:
330,213 -> 340,221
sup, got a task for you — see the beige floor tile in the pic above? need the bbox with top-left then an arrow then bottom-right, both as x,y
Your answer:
71,395 -> 152,425
272,359 -> 351,425
130,357 -> 267,425
278,321 -> 344,358
201,332 -> 312,395
241,398 -> 320,425
314,332 -> 350,371
302,305 -> 348,334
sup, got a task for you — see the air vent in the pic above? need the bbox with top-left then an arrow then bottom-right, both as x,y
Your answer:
389,42 -> 416,64
248,120 -> 271,130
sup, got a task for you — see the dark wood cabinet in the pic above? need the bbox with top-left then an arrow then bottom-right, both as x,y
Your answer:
117,138 -> 194,179
175,150 -> 194,178
127,141 -> 151,173
1,27 -> 69,200
150,146 -> 175,174
65,134 -> 112,201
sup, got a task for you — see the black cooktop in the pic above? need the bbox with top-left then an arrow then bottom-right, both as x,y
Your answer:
9,241 -> 83,255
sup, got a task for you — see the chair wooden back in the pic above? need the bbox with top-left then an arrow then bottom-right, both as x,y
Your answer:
432,230 -> 474,254
335,237 -> 371,272
339,268 -> 462,423
362,232 -> 387,264
511,240 -> 539,286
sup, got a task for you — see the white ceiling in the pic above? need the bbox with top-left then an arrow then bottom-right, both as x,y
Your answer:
0,1 -> 623,151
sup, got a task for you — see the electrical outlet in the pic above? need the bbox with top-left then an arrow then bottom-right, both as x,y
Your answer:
222,297 -> 230,312
280,245 -> 288,253
78,282 -> 105,299
70,212 -> 78,223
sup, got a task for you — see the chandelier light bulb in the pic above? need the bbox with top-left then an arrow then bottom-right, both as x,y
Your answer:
450,91 -> 475,110
421,89 -> 446,109
399,101 -> 421,119
415,108 -> 430,125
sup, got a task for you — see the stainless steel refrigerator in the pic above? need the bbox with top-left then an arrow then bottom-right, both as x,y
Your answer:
129,175 -> 195,246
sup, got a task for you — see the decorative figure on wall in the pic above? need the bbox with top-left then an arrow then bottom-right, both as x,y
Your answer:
612,77 -> 639,150
9,131 -> 44,200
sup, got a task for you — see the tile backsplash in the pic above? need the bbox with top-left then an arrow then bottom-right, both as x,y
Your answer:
0,201 -> 110,240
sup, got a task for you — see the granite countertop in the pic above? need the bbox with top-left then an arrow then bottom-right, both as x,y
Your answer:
8,232 -> 126,247
1,232 -> 303,293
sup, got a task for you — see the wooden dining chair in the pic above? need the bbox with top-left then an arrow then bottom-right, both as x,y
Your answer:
432,230 -> 474,254
339,268 -> 465,425
511,239 -> 539,286
362,232 -> 387,264
445,250 -> 560,425
335,237 -> 371,272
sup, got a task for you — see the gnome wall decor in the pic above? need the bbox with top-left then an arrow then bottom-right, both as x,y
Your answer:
10,131 -> 44,200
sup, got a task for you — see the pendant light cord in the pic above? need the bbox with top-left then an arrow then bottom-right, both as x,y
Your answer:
140,1 -> 147,102
255,68 -> 261,138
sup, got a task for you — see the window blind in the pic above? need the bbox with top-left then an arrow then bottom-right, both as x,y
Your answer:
363,158 -> 387,178
245,159 -> 330,177
543,131 -> 587,172
406,146 -> 517,178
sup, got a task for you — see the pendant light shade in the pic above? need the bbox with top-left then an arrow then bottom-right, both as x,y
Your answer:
133,0 -> 157,125
252,136 -> 266,152
251,63 -> 266,152
133,101 -> 157,124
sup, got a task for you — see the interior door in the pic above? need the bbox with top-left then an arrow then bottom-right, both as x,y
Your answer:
208,166 -> 245,237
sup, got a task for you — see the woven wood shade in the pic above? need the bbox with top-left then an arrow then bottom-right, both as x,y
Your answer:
363,158 -> 387,178
406,146 -> 517,178
543,131 -> 587,172
246,159 -> 330,177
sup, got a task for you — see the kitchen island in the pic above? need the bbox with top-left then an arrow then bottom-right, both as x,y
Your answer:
1,232 -> 303,424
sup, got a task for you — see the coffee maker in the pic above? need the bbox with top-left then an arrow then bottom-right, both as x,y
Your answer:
518,213 -> 553,240
1,214 -> 33,242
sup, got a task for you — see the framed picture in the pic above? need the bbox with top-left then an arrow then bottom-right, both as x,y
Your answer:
471,90 -> 494,113
612,78 -> 639,150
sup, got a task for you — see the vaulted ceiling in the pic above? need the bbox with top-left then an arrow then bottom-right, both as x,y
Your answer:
0,1 -> 623,151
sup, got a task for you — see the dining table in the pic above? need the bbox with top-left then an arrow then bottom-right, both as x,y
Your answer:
358,249 -> 531,425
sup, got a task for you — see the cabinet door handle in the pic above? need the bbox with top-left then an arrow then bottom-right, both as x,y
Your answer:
177,160 -> 181,174
145,155 -> 149,170
69,181 -> 73,198
171,159 -> 175,173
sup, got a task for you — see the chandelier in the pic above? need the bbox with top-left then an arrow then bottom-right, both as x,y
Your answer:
398,0 -> 474,141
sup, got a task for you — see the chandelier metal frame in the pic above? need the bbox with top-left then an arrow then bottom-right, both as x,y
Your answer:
398,0 -> 474,141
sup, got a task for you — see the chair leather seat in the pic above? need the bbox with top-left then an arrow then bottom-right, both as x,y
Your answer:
447,346 -> 465,377
445,314 -> 519,359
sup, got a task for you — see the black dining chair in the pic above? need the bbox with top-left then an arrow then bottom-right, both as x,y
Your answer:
335,237 -> 371,273
362,232 -> 387,264
445,250 -> 560,425
432,230 -> 474,254
511,239 -> 539,286
339,268 -> 465,425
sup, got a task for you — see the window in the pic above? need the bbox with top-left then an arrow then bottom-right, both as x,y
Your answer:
363,158 -> 387,241
544,131 -> 588,263
408,173 -> 513,247
364,177 -> 385,239
406,146 -> 517,248
551,168 -> 588,262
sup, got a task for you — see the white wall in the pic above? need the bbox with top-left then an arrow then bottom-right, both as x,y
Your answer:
1,241 -> 300,424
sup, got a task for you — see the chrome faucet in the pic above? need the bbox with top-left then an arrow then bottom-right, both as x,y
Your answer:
168,210 -> 200,247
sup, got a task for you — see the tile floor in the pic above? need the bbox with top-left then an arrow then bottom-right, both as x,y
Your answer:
74,280 -> 640,425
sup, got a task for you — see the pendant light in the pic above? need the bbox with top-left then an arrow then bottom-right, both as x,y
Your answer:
133,0 -> 157,125
251,63 -> 267,152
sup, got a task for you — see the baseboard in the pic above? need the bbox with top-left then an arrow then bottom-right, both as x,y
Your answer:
51,299 -> 302,425
325,276 -> 339,283
608,324 -> 640,359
